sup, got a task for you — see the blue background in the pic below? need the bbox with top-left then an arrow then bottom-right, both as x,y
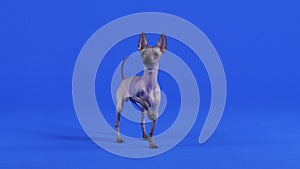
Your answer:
1,0 -> 300,169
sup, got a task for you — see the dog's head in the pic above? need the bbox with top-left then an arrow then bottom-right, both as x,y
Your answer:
138,32 -> 167,66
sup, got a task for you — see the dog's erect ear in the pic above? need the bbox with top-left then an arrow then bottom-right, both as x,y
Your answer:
156,33 -> 167,53
138,32 -> 148,51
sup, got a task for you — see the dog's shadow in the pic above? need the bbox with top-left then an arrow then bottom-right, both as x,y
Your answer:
8,121 -> 114,151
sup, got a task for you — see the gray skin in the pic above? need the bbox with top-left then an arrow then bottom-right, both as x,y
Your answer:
115,33 -> 167,149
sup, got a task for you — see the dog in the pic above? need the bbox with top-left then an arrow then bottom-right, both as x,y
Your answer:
115,32 -> 167,148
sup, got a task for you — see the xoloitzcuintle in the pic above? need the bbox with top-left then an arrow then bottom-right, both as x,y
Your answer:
115,32 -> 167,148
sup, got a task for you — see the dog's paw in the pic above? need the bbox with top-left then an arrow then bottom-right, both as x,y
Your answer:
143,134 -> 149,140
116,138 -> 124,143
150,143 -> 158,149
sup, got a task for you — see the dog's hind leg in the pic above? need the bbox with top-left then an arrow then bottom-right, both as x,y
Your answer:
115,97 -> 124,143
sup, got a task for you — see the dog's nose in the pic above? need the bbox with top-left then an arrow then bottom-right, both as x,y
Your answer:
143,56 -> 153,65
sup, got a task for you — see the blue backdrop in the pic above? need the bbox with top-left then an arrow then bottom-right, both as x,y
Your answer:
1,0 -> 299,169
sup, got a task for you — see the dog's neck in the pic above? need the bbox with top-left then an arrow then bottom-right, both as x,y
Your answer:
142,63 -> 159,88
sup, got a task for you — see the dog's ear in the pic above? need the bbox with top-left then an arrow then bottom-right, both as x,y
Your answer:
138,32 -> 148,51
156,33 -> 167,53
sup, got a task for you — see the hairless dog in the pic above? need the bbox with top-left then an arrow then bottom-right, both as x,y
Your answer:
115,32 -> 167,148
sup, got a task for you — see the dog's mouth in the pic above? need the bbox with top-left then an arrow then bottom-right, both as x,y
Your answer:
144,64 -> 156,71
147,67 -> 154,72
143,66 -> 157,73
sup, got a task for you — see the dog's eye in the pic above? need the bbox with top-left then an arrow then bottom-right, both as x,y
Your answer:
154,53 -> 159,59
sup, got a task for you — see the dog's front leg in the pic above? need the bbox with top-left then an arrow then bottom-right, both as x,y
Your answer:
131,96 -> 155,120
148,89 -> 160,148
149,119 -> 158,148
141,110 -> 149,140
148,107 -> 159,148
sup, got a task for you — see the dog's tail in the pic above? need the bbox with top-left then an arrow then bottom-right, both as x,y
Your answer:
121,56 -> 129,80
